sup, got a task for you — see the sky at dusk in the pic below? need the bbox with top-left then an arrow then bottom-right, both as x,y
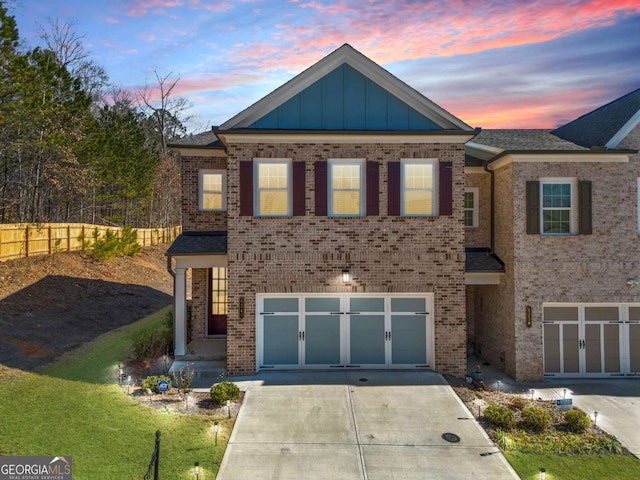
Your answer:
10,0 -> 640,132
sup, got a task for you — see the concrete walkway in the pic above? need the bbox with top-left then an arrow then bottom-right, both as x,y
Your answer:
216,371 -> 518,480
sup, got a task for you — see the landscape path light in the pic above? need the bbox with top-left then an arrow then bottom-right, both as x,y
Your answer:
214,421 -> 219,446
539,467 -> 546,480
194,461 -> 200,480
594,411 -> 598,427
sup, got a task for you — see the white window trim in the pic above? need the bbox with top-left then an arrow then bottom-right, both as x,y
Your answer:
540,177 -> 577,235
464,187 -> 479,228
401,158 -> 438,217
328,158 -> 365,217
253,158 -> 292,217
198,169 -> 226,211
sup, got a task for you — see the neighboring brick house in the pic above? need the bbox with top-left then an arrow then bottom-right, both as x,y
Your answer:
167,44 -> 640,380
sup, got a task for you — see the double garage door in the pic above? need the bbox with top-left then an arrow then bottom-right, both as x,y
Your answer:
257,294 -> 434,370
543,304 -> 640,377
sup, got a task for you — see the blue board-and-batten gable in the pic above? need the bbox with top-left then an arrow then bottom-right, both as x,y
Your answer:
249,64 -> 442,131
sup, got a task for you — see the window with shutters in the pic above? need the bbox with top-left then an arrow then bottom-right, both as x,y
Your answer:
540,178 -> 577,235
254,159 -> 292,216
199,170 -> 226,211
401,159 -> 437,216
328,159 -> 365,216
464,187 -> 478,227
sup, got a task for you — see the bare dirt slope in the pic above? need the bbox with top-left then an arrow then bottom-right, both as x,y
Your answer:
0,245 -> 174,371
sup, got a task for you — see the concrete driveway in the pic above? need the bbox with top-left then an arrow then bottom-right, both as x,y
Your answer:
216,371 -> 518,480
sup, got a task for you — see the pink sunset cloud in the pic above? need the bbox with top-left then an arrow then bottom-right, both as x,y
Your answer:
225,0 -> 640,72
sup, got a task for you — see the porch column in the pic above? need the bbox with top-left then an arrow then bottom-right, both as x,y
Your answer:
174,267 -> 187,356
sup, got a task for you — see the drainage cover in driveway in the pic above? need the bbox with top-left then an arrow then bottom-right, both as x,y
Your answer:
442,432 -> 461,443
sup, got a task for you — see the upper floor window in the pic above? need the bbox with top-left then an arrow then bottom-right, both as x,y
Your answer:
401,159 -> 437,216
464,187 -> 478,227
526,178 -> 591,236
254,159 -> 291,216
328,159 -> 365,216
199,170 -> 226,211
541,178 -> 576,235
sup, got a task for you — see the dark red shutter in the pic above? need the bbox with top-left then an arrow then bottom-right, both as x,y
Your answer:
314,161 -> 327,216
293,161 -> 306,216
439,161 -> 453,216
366,161 -> 379,216
388,162 -> 401,216
239,161 -> 253,216
526,181 -> 540,234
578,180 -> 592,234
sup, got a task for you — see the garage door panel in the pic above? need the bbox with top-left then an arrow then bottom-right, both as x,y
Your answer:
604,324 -> 620,373
391,315 -> 426,365
305,315 -> 341,365
563,324 -> 580,373
264,315 -> 299,365
350,315 -> 385,365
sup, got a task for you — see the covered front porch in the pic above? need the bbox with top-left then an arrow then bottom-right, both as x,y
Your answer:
166,231 -> 228,358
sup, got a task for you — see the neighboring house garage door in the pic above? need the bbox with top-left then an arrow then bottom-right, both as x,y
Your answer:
543,304 -> 640,377
256,294 -> 435,370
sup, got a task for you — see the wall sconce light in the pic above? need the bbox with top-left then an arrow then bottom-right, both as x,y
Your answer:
525,306 -> 532,328
626,279 -> 638,288
194,461 -> 200,479
342,268 -> 350,284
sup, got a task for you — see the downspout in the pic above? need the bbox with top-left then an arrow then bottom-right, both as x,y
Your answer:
483,159 -> 495,253
166,254 -> 176,278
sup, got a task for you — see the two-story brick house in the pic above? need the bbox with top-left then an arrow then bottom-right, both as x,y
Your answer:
167,44 -> 640,381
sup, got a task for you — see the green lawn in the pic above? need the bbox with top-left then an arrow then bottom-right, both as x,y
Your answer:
0,308 -> 231,480
505,452 -> 640,479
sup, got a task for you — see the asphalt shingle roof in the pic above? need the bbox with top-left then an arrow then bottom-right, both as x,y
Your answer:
552,88 -> 640,148
472,129 -> 588,151
166,231 -> 227,255
465,248 -> 505,272
168,131 -> 223,148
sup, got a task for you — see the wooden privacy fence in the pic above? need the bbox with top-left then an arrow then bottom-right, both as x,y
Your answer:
0,223 -> 181,261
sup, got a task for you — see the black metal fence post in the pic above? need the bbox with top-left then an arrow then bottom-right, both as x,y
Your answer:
143,430 -> 161,480
154,430 -> 160,480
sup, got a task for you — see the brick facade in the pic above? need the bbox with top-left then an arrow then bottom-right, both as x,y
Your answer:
222,142 -> 467,376
181,155 -> 228,232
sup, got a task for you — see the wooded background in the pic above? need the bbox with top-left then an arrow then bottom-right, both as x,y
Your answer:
0,4 -> 191,229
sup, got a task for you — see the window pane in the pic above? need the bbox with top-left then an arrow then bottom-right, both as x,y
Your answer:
464,191 -> 474,209
464,210 -> 474,227
332,164 -> 360,189
203,193 -> 222,210
585,307 -> 619,321
305,297 -> 341,312
332,191 -> 361,215
391,297 -> 426,312
543,210 -> 570,233
404,190 -> 432,215
258,163 -> 288,188
203,173 -> 222,191
404,164 -> 433,189
543,183 -> 571,208
260,190 -> 289,215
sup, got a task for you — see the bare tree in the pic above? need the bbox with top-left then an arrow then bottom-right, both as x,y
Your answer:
137,70 -> 192,155
38,18 -> 109,101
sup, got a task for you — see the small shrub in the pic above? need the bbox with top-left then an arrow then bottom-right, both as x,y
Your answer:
141,375 -> 172,394
508,396 -> 527,411
484,404 -> 515,430
91,226 -> 142,261
210,381 -> 240,405
131,312 -> 173,360
521,406 -> 552,432
173,363 -> 195,399
565,409 -> 591,433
